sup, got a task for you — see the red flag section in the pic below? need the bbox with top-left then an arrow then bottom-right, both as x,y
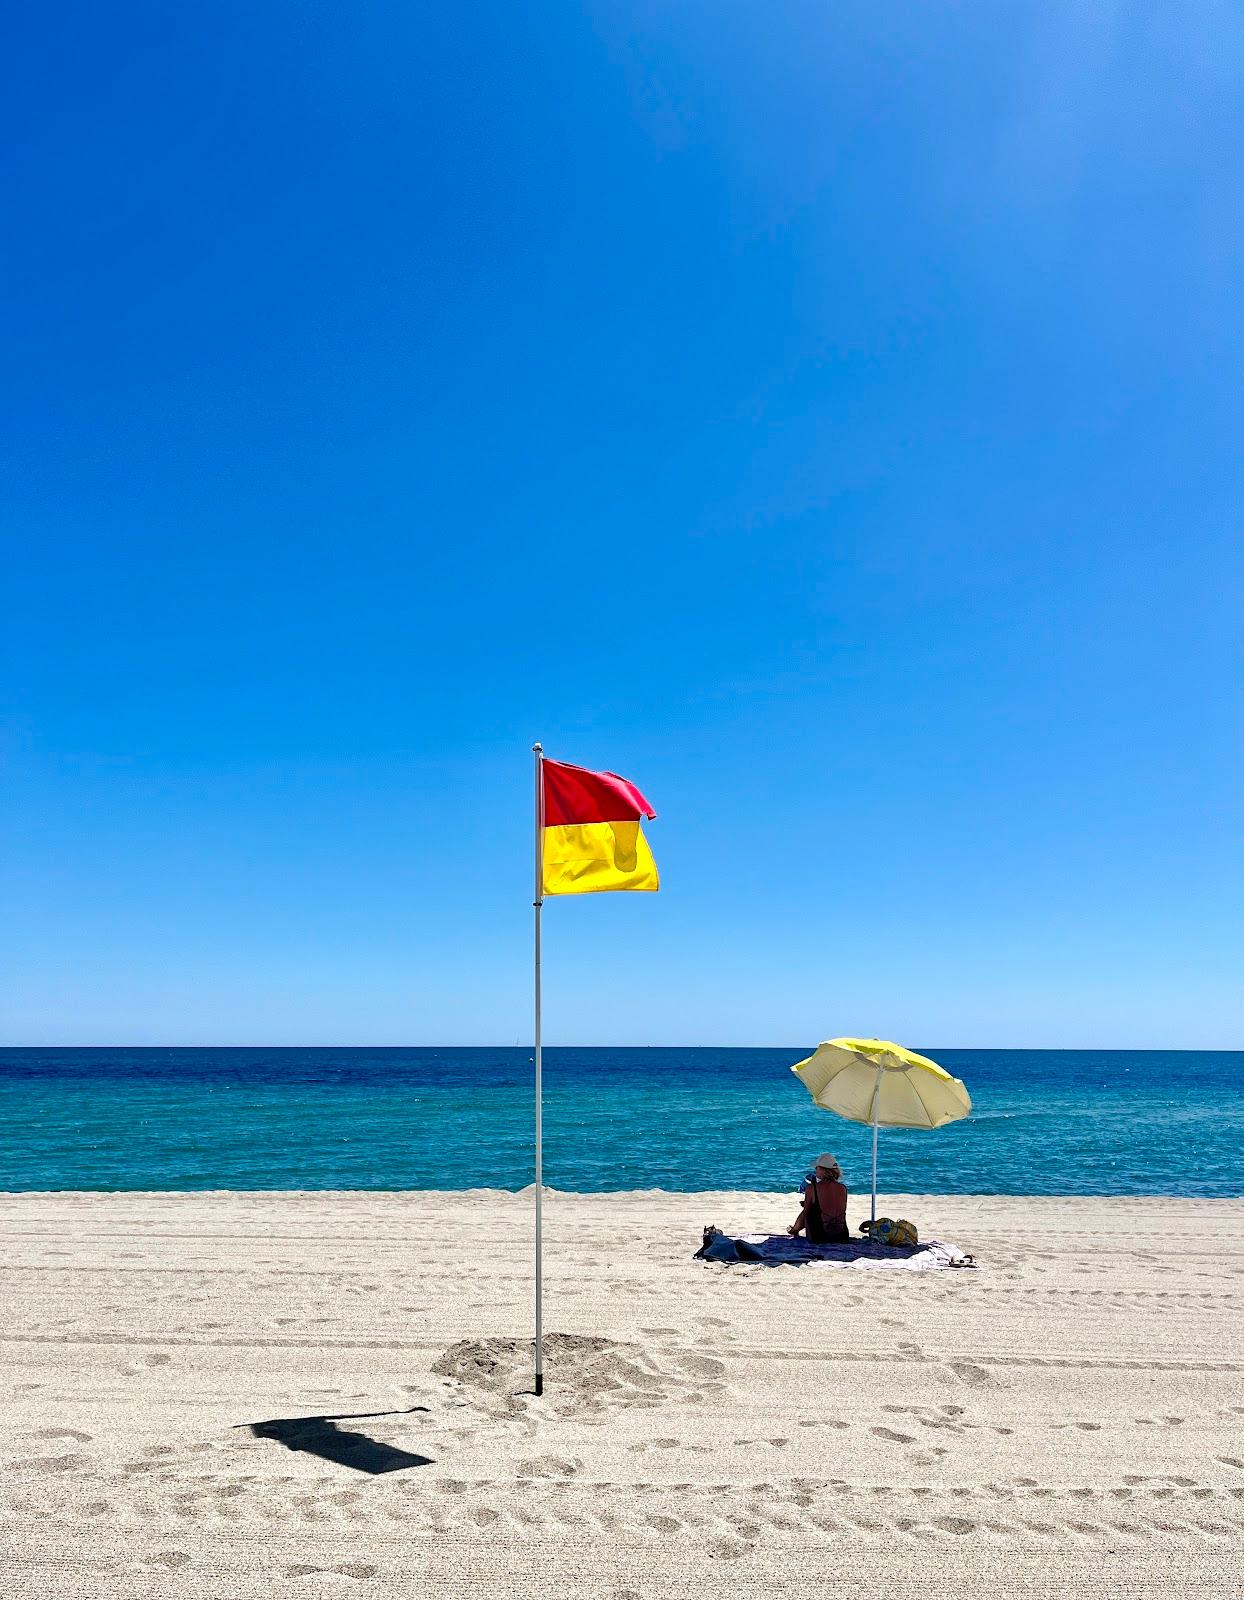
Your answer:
542,759 -> 656,826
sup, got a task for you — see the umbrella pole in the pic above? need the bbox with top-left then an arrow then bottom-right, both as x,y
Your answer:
532,742 -> 545,1397
870,1064 -> 882,1225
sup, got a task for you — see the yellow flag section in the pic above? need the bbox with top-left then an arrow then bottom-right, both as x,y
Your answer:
541,758 -> 659,896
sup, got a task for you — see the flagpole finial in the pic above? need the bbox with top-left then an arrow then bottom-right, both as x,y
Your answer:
532,742 -> 543,754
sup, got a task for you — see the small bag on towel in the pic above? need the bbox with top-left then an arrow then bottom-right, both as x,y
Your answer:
859,1217 -> 918,1247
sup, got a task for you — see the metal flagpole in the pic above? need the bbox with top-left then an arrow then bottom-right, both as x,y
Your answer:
532,742 -> 545,1396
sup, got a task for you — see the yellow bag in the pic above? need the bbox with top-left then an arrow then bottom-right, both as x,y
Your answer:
860,1217 -> 919,1248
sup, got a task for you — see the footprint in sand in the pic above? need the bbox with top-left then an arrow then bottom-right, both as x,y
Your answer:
657,1440 -> 708,1455
516,1454 -> 582,1478
947,1361 -> 992,1387
283,1564 -> 376,1580
123,1351 -> 172,1377
871,1427 -> 916,1444
884,1402 -> 1013,1439
706,1535 -> 752,1561
32,1429 -> 91,1443
15,1454 -> 88,1473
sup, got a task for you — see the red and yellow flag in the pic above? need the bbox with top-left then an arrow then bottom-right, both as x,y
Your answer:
541,759 -> 659,896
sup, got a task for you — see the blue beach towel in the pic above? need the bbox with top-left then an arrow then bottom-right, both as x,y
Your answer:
696,1231 -> 973,1270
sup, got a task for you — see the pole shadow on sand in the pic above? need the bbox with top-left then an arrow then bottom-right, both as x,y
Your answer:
241,1407 -> 435,1474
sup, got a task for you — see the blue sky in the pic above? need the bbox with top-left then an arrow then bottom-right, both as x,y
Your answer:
3,3 -> 1241,1047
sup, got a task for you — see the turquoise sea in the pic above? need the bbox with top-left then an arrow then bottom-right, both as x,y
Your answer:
1,1048 -> 1241,1196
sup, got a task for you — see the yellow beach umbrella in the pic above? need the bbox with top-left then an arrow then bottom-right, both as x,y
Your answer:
791,1038 -> 971,1223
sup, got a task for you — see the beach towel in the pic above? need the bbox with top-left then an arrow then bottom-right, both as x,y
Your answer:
696,1231 -> 973,1270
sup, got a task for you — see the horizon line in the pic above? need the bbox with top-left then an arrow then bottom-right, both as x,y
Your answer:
3,1042 -> 1241,1054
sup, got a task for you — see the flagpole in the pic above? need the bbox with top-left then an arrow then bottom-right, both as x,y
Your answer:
532,742 -> 545,1396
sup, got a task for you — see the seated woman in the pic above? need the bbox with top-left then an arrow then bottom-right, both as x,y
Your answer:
788,1153 -> 850,1244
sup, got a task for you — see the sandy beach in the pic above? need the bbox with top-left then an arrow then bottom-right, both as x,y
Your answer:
2,1189 -> 1242,1598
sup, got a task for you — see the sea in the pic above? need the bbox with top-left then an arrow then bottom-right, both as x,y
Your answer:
1,1048 -> 1241,1197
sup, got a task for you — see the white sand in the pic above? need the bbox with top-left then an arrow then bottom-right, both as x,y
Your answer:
2,1189 -> 1243,1598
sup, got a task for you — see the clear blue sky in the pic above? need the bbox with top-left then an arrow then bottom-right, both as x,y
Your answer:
3,4 -> 1241,1047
